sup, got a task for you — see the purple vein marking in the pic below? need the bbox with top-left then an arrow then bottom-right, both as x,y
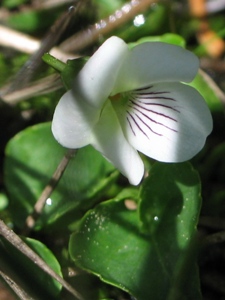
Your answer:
128,104 -> 178,133
134,112 -> 163,136
134,85 -> 153,91
136,91 -> 171,96
129,100 -> 179,120
134,86 -> 177,103
127,111 -> 149,138
136,95 -> 176,102
132,93 -> 178,104
126,115 -> 136,136
126,88 -> 180,138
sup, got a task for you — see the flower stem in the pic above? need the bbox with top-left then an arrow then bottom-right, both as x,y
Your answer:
42,53 -> 66,72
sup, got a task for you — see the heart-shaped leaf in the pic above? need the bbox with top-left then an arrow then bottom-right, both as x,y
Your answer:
69,162 -> 202,300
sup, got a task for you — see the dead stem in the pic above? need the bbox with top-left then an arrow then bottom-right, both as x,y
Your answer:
204,231 -> 225,245
22,149 -> 76,236
6,5 -> 77,93
199,216 -> 225,230
60,0 -> 159,53
200,57 -> 225,73
0,270 -> 33,300
0,0 -> 75,18
198,69 -> 225,105
0,219 -> 84,300
0,25 -> 76,62
1,0 -> 160,104
32,0 -> 76,10
1,74 -> 63,104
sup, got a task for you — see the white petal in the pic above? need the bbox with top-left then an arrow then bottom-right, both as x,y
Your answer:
91,101 -> 144,185
73,36 -> 129,108
52,90 -> 100,148
112,83 -> 213,162
112,42 -> 199,94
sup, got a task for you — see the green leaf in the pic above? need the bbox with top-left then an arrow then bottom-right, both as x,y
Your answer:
139,162 -> 201,236
129,33 -> 186,49
69,199 -> 147,297
0,237 -> 62,299
4,123 -> 117,229
69,162 -> 202,300
139,162 -> 202,299
2,0 -> 27,8
7,11 -> 56,33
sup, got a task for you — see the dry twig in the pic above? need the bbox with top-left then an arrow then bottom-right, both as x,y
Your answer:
60,0 -> 159,52
0,270 -> 32,300
0,219 -> 83,300
22,149 -> 76,235
0,0 -> 160,104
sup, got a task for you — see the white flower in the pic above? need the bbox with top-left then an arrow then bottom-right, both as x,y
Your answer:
52,36 -> 213,185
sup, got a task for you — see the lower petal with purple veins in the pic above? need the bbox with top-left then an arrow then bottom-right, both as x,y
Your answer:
112,82 -> 213,162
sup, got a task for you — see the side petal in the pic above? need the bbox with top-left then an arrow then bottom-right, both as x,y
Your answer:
112,42 -> 199,94
91,101 -> 144,185
73,36 -> 129,108
112,83 -> 213,162
52,90 -> 99,148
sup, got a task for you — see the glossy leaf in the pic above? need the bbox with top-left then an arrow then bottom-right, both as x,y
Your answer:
70,162 -> 202,300
4,123 -> 117,229
139,162 -> 202,299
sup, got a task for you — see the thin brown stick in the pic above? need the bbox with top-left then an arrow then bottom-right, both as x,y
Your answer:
200,57 -> 225,73
22,149 -> 76,235
32,0 -> 75,10
201,272 -> 225,296
0,219 -> 83,300
199,68 -> 225,105
7,5 -> 77,94
60,0 -> 159,53
1,0 -> 159,105
0,25 -> 76,62
204,230 -> 225,245
0,0 -> 75,19
1,74 -> 63,104
0,270 -> 33,300
199,216 -> 225,230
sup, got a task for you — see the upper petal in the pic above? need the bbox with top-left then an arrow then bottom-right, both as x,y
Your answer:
112,42 -> 199,94
112,83 -> 213,162
52,90 -> 99,148
91,101 -> 144,185
73,36 -> 129,108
